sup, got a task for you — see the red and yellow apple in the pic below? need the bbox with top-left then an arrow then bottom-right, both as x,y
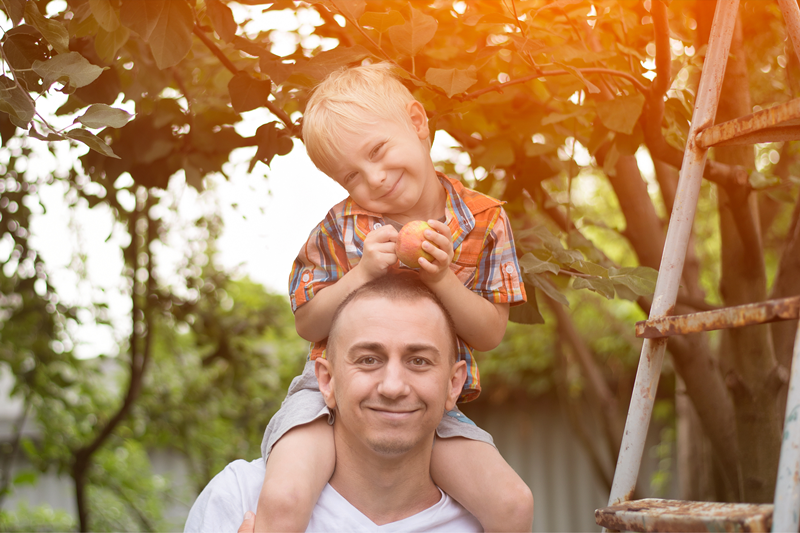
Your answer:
396,220 -> 435,268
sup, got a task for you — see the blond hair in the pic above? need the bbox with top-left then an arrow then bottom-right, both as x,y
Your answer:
302,62 -> 427,176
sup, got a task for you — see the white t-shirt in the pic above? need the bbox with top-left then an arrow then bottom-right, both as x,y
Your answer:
184,459 -> 483,533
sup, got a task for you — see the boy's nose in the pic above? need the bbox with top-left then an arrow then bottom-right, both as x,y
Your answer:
366,168 -> 387,189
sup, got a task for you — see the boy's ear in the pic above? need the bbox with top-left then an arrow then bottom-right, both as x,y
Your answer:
407,101 -> 430,140
315,358 -> 337,410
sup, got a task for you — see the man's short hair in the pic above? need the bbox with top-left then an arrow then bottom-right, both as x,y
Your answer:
302,62 -> 426,176
327,273 -> 458,364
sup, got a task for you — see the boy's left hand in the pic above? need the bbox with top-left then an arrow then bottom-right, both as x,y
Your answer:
417,219 -> 454,284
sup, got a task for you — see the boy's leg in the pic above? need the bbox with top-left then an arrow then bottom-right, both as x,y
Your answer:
431,411 -> 533,533
255,417 -> 335,532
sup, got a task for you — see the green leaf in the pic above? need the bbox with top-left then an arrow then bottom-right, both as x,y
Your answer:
527,272 -> 569,306
596,93 -> 646,135
609,266 -> 658,297
359,10 -> 404,33
301,45 -> 372,81
29,123 -> 64,141
249,122 -> 294,171
94,24 -> 131,63
75,104 -> 133,129
120,0 -> 192,69
425,66 -> 477,98
508,34 -> 548,56
554,61 -> 600,94
518,252 -> 560,275
33,52 -> 106,91
0,75 -> 35,126
474,139 -> 515,168
260,58 -> 293,85
508,283 -> 545,325
570,260 -> 608,278
207,0 -> 237,42
331,0 -> 366,21
228,72 -> 272,113
24,1 -> 69,54
66,128 -> 120,158
89,0 -> 120,31
573,276 -> 615,299
12,470 -> 37,486
388,6 -> 437,57
1,0 -> 25,26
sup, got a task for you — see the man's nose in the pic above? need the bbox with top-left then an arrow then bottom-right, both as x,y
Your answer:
376,361 -> 410,399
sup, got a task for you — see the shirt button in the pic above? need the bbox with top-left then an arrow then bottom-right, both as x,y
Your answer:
505,263 -> 514,274
302,271 -> 310,282
373,222 -> 383,230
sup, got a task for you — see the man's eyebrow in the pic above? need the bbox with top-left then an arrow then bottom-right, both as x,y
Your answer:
346,342 -> 440,355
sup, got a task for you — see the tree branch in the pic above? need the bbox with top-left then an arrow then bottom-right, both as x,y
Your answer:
650,0 -> 671,100
191,24 -> 298,135
462,68 -> 648,101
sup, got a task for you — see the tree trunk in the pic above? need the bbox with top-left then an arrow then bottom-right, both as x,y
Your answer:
715,12 -> 781,503
73,191 -> 156,531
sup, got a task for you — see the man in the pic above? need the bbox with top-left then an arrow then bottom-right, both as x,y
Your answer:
185,274 -> 485,532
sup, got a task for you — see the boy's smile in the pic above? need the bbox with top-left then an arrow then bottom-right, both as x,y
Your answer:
328,101 -> 446,225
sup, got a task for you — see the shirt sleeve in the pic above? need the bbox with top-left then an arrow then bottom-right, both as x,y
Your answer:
472,207 -> 527,305
288,211 -> 350,313
183,460 -> 263,533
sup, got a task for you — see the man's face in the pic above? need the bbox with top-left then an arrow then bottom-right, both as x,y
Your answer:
317,296 -> 465,457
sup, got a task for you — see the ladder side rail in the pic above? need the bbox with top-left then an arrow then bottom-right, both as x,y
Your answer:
605,0 -> 741,509
777,0 -> 800,67
773,319 -> 800,533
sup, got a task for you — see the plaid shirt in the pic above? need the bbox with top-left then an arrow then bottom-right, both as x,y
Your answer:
288,173 -> 526,402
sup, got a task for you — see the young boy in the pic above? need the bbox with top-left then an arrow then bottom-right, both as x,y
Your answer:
256,62 -> 534,532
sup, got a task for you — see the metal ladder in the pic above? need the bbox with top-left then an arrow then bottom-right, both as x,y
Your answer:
594,0 -> 800,531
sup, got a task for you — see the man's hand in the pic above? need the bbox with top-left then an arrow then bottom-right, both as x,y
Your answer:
238,511 -> 256,533
417,219 -> 454,284
358,225 -> 399,280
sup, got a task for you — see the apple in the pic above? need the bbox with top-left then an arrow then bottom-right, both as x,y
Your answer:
396,220 -> 435,268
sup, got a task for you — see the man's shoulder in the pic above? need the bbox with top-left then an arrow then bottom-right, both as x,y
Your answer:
183,459 -> 263,533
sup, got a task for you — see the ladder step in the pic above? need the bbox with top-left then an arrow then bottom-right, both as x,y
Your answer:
595,498 -> 773,532
696,98 -> 800,148
636,296 -> 800,339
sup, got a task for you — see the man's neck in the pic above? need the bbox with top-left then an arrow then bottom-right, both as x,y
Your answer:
329,435 -> 442,525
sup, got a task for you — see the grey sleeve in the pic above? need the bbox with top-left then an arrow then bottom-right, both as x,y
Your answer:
184,460 -> 262,533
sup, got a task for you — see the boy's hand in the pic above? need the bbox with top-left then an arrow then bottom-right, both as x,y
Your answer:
417,219 -> 454,284
358,224 -> 399,280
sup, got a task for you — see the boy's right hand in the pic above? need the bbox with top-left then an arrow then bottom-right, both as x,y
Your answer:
358,224 -> 399,280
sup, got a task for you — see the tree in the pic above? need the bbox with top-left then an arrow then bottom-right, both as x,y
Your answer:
1,0 -> 798,526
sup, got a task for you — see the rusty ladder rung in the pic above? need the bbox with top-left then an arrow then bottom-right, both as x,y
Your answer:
696,98 -> 800,148
596,499 -> 773,532
635,296 -> 800,339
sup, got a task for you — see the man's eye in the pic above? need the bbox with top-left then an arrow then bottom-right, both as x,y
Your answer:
411,357 -> 427,366
361,356 -> 377,365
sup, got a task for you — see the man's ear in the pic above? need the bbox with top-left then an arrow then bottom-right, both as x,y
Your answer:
407,101 -> 430,141
315,358 -> 337,410
445,360 -> 467,412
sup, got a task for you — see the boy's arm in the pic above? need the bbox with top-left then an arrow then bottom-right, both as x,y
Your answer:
417,220 -> 510,351
294,225 -> 399,342
425,272 -> 509,351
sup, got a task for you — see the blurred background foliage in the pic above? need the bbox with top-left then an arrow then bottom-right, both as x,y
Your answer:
0,0 -> 799,530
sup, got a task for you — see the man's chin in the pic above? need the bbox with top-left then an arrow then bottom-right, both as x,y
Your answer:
366,437 -> 417,456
